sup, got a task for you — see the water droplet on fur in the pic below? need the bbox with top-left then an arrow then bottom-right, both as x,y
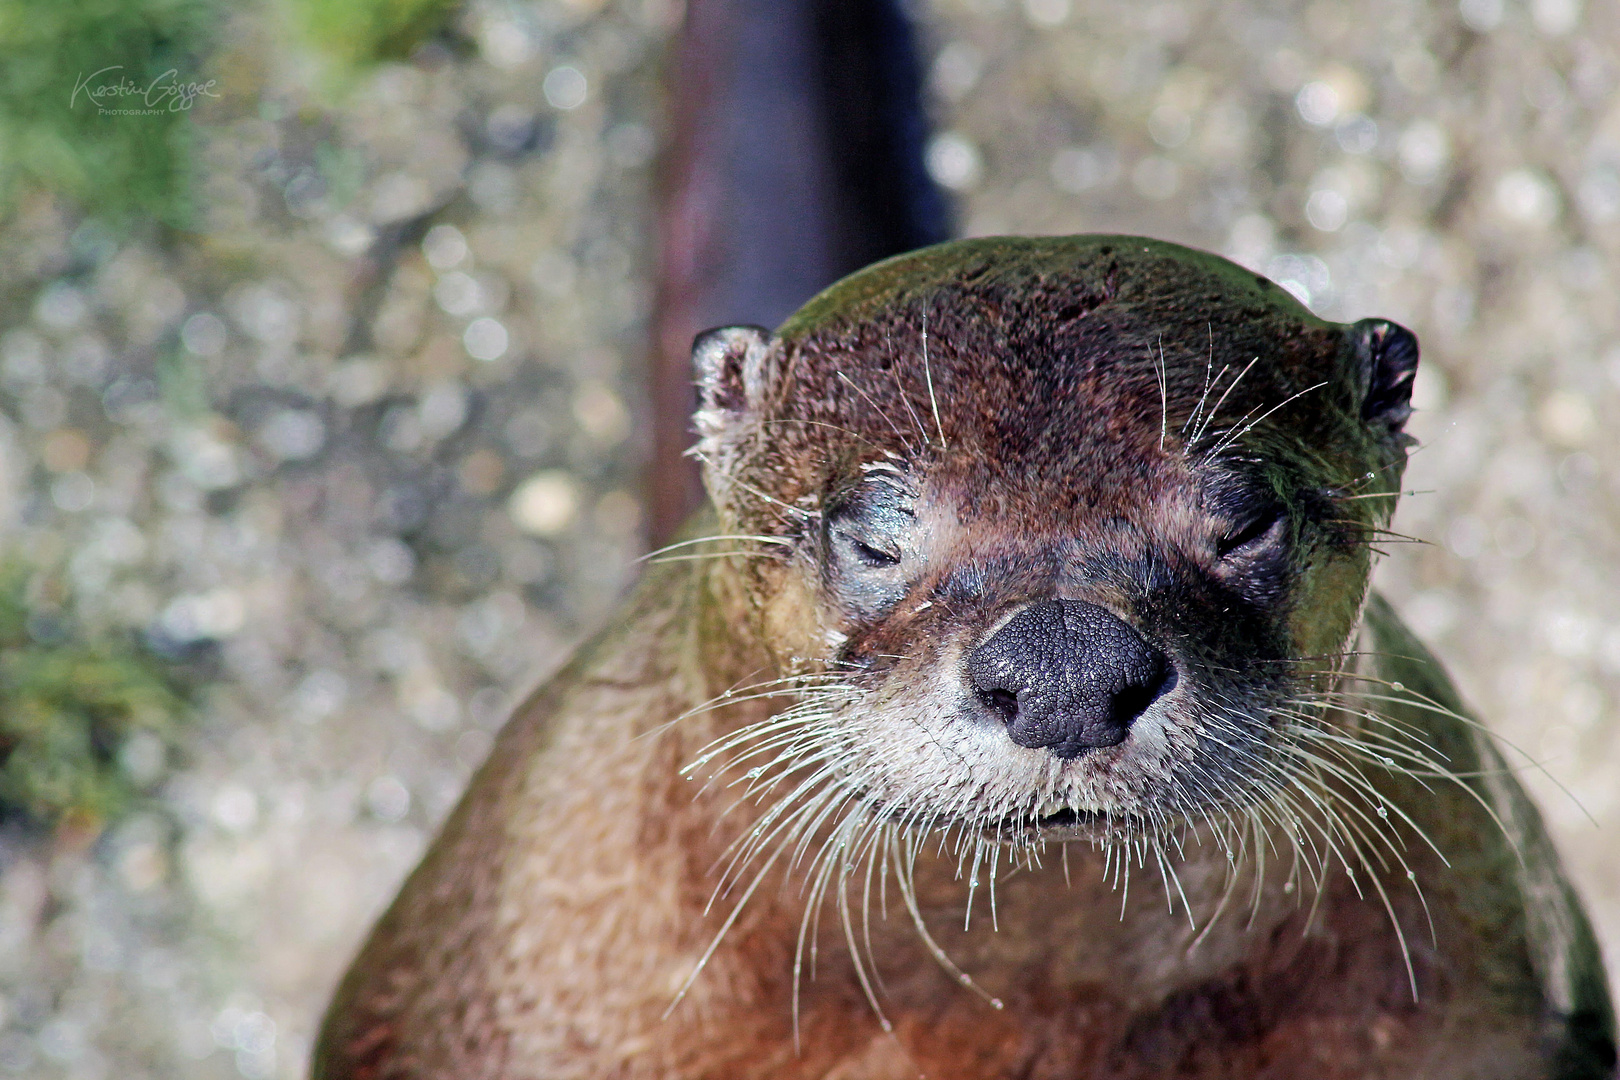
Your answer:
1390,681 -> 1404,692
1382,757 -> 1395,766
1283,880 -> 1296,894
969,875 -> 979,887
745,767 -> 764,779
1377,806 -> 1388,818
1406,870 -> 1416,880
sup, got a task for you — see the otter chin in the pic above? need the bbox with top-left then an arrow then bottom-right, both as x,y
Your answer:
315,236 -> 1615,1080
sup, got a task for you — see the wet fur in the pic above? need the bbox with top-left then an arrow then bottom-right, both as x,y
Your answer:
315,238 -> 1614,1079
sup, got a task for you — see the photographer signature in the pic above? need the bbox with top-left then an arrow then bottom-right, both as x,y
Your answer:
71,66 -> 220,113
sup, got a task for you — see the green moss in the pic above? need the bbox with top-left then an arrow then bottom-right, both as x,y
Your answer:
287,0 -> 463,70
0,569 -> 189,830
0,0 -> 221,227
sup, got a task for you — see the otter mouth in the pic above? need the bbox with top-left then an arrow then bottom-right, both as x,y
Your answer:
985,805 -> 1112,839
866,796 -> 1111,838
1031,807 -> 1101,829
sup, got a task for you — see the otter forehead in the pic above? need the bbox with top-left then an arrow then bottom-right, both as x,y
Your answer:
694,235 -> 1417,552
766,237 -> 1359,497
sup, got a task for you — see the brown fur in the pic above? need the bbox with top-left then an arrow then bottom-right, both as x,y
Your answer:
315,238 -> 1614,1079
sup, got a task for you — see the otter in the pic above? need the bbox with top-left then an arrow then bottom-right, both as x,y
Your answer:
314,235 -> 1615,1079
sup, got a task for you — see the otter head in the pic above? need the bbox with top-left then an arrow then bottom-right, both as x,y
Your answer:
689,236 -> 1419,843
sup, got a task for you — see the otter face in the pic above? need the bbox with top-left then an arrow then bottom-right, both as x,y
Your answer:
690,237 -> 1419,844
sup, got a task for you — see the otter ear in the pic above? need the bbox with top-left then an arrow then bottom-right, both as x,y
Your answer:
1351,318 -> 1420,433
692,324 -> 772,456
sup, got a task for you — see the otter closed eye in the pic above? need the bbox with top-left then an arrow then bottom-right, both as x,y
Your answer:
1215,503 -> 1287,560
840,534 -> 902,568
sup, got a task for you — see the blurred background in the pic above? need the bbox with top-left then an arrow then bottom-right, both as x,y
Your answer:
0,0 -> 1615,1076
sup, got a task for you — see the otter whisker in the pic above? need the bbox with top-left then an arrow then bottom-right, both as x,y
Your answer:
1266,785 -> 1335,927
639,533 -> 794,562
790,786 -> 868,1049
803,809 -> 894,1023
714,748 -> 861,888
1275,741 -> 1443,868
1314,676 -> 1587,827
762,416 -> 887,452
894,829 -> 1004,1009
664,671 -> 843,746
1350,686 -> 1555,762
706,718 -> 844,781
1254,789 -> 1313,910
1344,451 -> 1424,492
1292,721 -> 1453,784
1300,765 -> 1429,997
1301,691 -> 1449,754
963,836 -> 986,931
714,775 -> 844,904
1320,520 -> 1431,545
1117,835 -> 1136,921
988,840 -> 1002,932
719,471 -> 814,523
789,775 -> 872,880
667,785 -> 841,1019
686,714 -> 842,793
1335,488 -> 1432,500
1151,837 -> 1196,928
1153,337 -> 1169,451
1296,708 -> 1523,854
1201,380 -> 1329,461
738,742 -> 859,829
1182,328 -> 1219,439
1245,810 -> 1274,930
833,815 -> 894,1031
879,827 -> 892,919
920,306 -> 947,451
1188,829 -> 1246,952
837,370 -> 913,448
1304,751 -> 1435,926
1191,355 -> 1260,449
798,794 -> 854,983
716,712 -> 848,773
685,679 -> 852,730
646,550 -> 782,564
1182,714 -> 1393,941
737,744 -> 854,812
881,335 -> 932,454
859,819 -> 892,1001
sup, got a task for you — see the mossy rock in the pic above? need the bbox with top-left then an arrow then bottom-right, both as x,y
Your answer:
0,570 -> 189,831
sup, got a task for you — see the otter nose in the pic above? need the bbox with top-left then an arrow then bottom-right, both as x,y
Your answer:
967,599 -> 1173,758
